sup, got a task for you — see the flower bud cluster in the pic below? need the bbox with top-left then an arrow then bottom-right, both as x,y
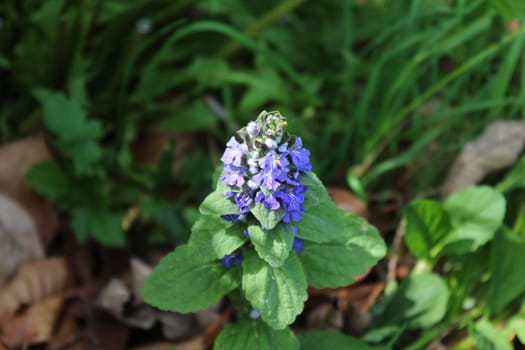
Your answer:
219,111 -> 311,267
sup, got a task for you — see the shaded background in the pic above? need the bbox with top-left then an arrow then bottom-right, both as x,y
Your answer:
1,0 -> 525,349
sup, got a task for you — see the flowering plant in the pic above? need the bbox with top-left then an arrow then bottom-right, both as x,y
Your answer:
143,111 -> 386,349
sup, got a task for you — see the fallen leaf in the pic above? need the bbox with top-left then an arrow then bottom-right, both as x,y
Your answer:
0,135 -> 58,245
0,257 -> 70,315
0,194 -> 44,286
84,307 -> 129,350
328,187 -> 369,218
97,278 -> 156,330
130,257 -> 152,305
47,300 -> 86,350
0,295 -> 63,348
97,259 -> 199,339
442,120 -> 525,196
133,337 -> 204,350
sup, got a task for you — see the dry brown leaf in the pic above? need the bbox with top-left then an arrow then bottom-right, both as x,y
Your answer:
97,278 -> 156,330
84,307 -> 129,350
328,187 -> 368,218
442,120 -> 525,196
0,257 -> 70,315
0,135 -> 58,245
47,301 -> 86,350
0,295 -> 63,348
130,257 -> 152,304
133,337 -> 204,350
97,260 -> 195,337
0,194 -> 43,286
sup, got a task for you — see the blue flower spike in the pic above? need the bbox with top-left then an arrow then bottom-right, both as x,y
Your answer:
219,111 -> 312,264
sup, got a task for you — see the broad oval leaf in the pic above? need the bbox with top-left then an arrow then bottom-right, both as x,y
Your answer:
487,228 -> 525,313
188,216 -> 247,260
251,201 -> 285,230
248,224 -> 294,268
442,186 -> 505,255
373,273 -> 449,331
295,172 -> 345,243
404,200 -> 451,259
215,319 -> 299,350
242,250 -> 307,329
299,213 -> 385,288
199,190 -> 239,217
142,245 -> 239,313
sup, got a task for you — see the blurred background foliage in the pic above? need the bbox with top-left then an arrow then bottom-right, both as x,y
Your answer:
1,0 -> 524,246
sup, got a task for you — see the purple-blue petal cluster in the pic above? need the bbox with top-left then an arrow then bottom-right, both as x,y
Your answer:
219,111 -> 312,262
221,251 -> 243,268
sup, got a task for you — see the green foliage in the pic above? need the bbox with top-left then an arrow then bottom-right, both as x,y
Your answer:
295,172 -> 346,243
489,0 -> 525,19
34,89 -> 103,176
251,202 -> 285,230
442,186 -> 506,254
188,216 -> 247,260
71,208 -> 126,247
215,319 -> 299,350
299,331 -> 374,350
299,213 -> 385,288
471,319 -> 513,350
400,182 -> 525,349
4,0 -> 525,348
142,245 -> 240,313
370,273 -> 449,339
404,186 -> 506,258
26,161 -> 71,201
144,164 -> 385,343
248,224 -> 294,268
404,200 -> 451,260
242,250 -> 307,330
487,228 -> 525,313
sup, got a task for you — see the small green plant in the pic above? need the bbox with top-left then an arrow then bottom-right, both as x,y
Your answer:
142,111 -> 386,349
367,180 -> 525,349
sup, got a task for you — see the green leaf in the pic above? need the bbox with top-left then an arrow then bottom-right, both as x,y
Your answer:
33,88 -> 102,143
199,190 -> 239,217
26,161 -> 71,201
497,155 -> 525,192
488,0 -> 525,19
471,319 -> 513,350
188,216 -> 247,260
251,201 -> 285,230
159,100 -> 218,131
299,331 -> 373,350
442,186 -> 505,255
248,224 -> 294,268
215,319 -> 299,350
142,245 -> 239,313
295,172 -> 346,243
33,88 -> 103,176
487,228 -> 525,313
71,208 -> 126,247
404,200 -> 451,259
374,273 -> 449,331
299,213 -> 385,288
242,250 -> 307,329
